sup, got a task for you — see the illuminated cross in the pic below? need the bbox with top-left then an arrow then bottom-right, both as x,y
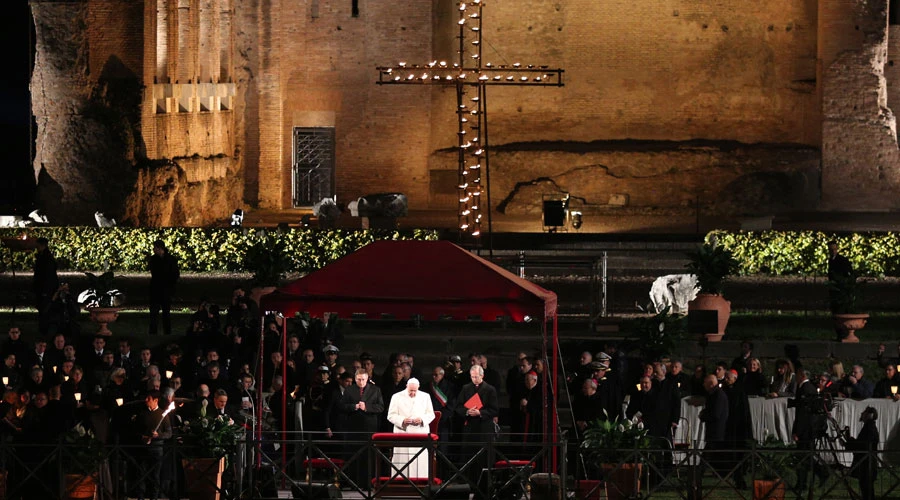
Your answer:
377,0 -> 564,238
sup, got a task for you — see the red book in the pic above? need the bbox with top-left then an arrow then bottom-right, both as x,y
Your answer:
464,393 -> 483,410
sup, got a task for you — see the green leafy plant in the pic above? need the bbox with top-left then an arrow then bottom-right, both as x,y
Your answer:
624,306 -> 687,360
244,233 -> 292,287
685,242 -> 739,295
709,230 -> 900,276
181,415 -> 244,459
828,272 -> 866,314
61,423 -> 105,475
77,271 -> 125,308
0,227 -> 438,273
752,435 -> 797,483
580,415 -> 652,466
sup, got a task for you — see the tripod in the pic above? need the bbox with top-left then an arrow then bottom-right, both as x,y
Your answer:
796,409 -> 858,500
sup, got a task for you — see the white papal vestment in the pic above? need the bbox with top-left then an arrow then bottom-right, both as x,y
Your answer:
387,390 -> 436,478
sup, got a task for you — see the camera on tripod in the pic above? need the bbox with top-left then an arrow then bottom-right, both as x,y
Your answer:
787,392 -> 834,415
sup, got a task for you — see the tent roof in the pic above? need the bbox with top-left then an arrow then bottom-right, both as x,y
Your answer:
260,240 -> 557,321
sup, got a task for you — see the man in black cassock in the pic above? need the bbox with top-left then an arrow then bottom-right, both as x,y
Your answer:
723,369 -> 751,489
699,375 -> 728,478
455,365 -> 499,496
339,369 -> 384,488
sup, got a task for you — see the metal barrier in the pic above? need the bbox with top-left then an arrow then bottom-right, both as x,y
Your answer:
2,433 -> 899,499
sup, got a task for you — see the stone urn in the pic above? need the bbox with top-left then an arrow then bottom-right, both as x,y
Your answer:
834,313 -> 869,343
687,293 -> 731,342
88,307 -> 120,336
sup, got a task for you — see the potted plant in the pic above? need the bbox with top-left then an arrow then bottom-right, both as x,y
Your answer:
312,197 -> 341,228
625,306 -> 687,361
60,423 -> 104,499
685,241 -> 739,341
180,415 -> 244,500
76,271 -> 125,336
751,436 -> 797,500
828,272 -> 868,343
579,415 -> 651,500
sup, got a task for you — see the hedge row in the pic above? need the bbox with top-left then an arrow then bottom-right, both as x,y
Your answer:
0,227 -> 439,273
708,230 -> 900,277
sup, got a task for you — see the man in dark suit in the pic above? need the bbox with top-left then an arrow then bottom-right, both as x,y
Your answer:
845,406 -> 879,500
454,365 -> 499,493
699,374 -> 729,479
19,339 -> 48,376
791,370 -> 828,494
427,366 -> 456,463
339,369 -> 384,487
148,239 -> 180,336
134,389 -> 173,500
872,364 -> 900,399
723,370 -> 751,489
32,237 -> 59,336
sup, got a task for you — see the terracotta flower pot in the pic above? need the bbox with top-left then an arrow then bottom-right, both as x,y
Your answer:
688,293 -> 731,341
834,313 -> 869,343
753,478 -> 786,500
601,463 -> 642,500
64,473 -> 97,500
182,457 -> 225,500
573,479 -> 604,500
88,307 -> 120,336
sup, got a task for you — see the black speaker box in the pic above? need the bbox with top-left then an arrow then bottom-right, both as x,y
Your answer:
291,482 -> 342,499
687,309 -> 718,334
542,200 -> 566,227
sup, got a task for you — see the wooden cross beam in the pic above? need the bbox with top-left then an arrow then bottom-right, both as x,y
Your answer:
376,0 -> 564,238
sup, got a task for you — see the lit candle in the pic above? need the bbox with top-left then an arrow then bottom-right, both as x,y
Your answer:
52,366 -> 57,373
165,370 -> 173,379
636,383 -> 641,391
677,382 -> 681,388
63,375 -> 69,382
892,386 -> 898,395
116,398 -> 124,406
74,393 -> 82,402
1,377 -> 7,386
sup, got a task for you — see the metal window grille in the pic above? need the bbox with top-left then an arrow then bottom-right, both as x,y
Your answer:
292,127 -> 335,207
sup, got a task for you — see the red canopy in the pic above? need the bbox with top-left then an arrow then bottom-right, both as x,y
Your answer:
260,240 -> 557,321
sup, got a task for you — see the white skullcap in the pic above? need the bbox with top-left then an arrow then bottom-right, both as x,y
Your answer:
406,378 -> 420,387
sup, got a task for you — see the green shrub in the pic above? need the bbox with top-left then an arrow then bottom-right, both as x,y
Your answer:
0,227 -> 439,273
708,231 -> 900,277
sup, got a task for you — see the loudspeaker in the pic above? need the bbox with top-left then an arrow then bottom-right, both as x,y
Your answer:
291,482 -> 342,499
687,309 -> 718,334
542,200 -> 566,227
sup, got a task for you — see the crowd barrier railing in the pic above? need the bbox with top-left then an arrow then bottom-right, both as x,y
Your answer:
1,432 -> 899,499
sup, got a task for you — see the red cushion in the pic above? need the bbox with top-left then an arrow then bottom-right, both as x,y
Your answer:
372,476 -> 442,486
371,432 -> 439,442
493,460 -> 536,469
303,458 -> 345,468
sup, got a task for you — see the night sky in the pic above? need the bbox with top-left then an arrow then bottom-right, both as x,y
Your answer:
0,0 -> 36,214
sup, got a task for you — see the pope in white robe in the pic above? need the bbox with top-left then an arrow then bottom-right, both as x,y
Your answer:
387,378 -> 436,478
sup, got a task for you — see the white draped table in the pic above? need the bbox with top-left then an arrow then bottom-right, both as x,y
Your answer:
671,396 -> 900,466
